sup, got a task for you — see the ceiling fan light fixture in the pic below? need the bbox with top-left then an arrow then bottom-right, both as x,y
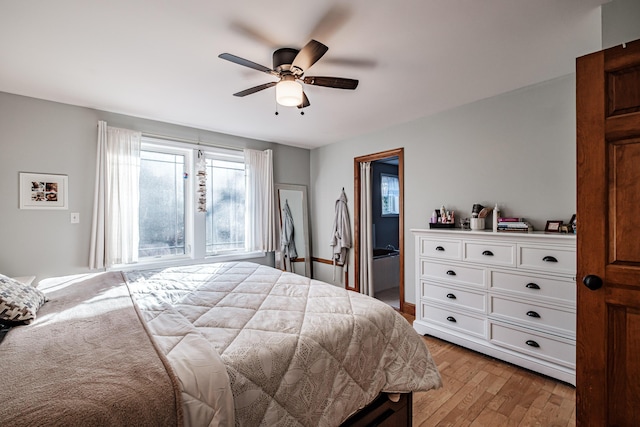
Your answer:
276,79 -> 303,107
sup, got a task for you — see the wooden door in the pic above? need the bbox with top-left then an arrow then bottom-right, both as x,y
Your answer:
576,38 -> 640,426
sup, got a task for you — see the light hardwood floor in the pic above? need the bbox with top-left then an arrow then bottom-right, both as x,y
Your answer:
401,313 -> 576,426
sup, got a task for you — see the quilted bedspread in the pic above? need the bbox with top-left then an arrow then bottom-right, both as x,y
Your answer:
125,261 -> 441,426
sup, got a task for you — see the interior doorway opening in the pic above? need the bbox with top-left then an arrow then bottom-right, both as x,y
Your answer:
353,148 -> 410,315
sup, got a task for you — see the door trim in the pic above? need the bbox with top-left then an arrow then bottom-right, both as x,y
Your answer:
353,148 -> 413,315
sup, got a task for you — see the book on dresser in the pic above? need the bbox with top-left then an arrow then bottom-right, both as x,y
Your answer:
411,228 -> 576,385
497,218 -> 532,233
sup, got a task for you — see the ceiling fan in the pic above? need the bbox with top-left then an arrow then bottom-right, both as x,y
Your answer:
219,39 -> 358,109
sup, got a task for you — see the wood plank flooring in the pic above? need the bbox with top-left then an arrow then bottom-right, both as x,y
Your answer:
401,313 -> 576,426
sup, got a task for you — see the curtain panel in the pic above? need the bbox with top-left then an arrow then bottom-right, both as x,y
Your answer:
89,121 -> 141,269
243,149 -> 276,253
359,162 -> 374,296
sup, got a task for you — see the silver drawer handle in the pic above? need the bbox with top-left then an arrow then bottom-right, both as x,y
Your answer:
525,340 -> 540,348
446,270 -> 456,276
526,311 -> 541,318
525,283 -> 540,290
435,246 -> 445,251
542,256 -> 558,263
482,250 -> 494,256
446,316 -> 457,323
446,293 -> 456,299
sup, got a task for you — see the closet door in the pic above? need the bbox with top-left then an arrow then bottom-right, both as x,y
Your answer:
576,38 -> 640,426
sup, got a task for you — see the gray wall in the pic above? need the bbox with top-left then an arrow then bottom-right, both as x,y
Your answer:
309,75 -> 576,301
602,0 -> 640,49
0,91 -> 310,281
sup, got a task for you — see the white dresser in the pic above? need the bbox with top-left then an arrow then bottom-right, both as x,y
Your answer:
412,229 -> 577,385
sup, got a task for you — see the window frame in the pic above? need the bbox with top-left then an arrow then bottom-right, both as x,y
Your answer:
114,137 -> 263,272
203,149 -> 247,256
380,173 -> 400,217
138,139 -> 193,262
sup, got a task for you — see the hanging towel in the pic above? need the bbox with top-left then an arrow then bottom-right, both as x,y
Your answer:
281,200 -> 298,271
330,189 -> 352,281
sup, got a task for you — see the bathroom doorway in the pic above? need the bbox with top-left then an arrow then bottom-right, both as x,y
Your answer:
353,148 -> 409,314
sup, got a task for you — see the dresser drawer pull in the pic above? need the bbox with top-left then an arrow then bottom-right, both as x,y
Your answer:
482,250 -> 494,256
446,316 -> 457,323
525,282 -> 540,290
435,246 -> 445,251
526,311 -> 541,318
446,293 -> 456,299
446,270 -> 456,276
525,340 -> 540,348
542,255 -> 558,263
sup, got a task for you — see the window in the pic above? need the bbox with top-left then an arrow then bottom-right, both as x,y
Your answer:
205,154 -> 246,254
138,138 -> 249,264
139,144 -> 189,259
381,174 -> 399,216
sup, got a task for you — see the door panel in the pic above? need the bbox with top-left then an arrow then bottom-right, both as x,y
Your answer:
577,38 -> 640,426
610,140 -> 640,263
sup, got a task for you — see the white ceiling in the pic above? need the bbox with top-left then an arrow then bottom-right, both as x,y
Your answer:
0,0 -> 606,149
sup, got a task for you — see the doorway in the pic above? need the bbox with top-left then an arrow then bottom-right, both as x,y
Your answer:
353,148 -> 410,315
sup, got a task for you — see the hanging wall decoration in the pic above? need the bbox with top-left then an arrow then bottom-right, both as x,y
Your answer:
19,172 -> 68,210
196,150 -> 207,212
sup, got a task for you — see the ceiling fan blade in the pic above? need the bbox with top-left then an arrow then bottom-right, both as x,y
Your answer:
297,92 -> 310,109
308,5 -> 350,43
219,53 -> 277,76
291,40 -> 328,74
233,82 -> 277,97
303,76 -> 359,90
229,21 -> 280,49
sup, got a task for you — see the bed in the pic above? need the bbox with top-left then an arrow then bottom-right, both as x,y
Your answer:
1,261 -> 441,426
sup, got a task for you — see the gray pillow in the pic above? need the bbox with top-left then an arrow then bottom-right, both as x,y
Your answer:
0,274 -> 47,324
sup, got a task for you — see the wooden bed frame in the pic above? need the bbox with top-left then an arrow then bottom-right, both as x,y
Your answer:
342,393 -> 412,426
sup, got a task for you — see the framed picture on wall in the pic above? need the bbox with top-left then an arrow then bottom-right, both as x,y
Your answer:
19,172 -> 68,210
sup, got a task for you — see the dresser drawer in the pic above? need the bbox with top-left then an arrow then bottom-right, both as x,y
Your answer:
489,296 -> 575,337
421,281 -> 486,313
419,237 -> 462,260
464,241 -> 516,267
421,303 -> 486,338
490,322 -> 575,368
517,244 -> 576,275
490,270 -> 576,304
420,260 -> 485,288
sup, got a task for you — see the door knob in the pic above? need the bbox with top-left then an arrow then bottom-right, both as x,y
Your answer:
583,275 -> 603,291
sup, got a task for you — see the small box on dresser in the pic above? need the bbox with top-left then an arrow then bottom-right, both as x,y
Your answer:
412,228 -> 576,385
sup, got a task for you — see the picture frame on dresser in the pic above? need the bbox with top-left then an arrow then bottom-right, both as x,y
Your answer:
544,220 -> 562,233
569,214 -> 576,234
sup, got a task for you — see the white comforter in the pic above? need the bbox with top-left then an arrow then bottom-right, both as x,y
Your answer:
125,262 -> 441,426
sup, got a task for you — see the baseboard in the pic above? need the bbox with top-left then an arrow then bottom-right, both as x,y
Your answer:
403,302 -> 415,317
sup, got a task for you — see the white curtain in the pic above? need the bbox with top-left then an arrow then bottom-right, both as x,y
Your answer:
359,161 -> 375,296
89,121 -> 141,269
244,149 -> 276,252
